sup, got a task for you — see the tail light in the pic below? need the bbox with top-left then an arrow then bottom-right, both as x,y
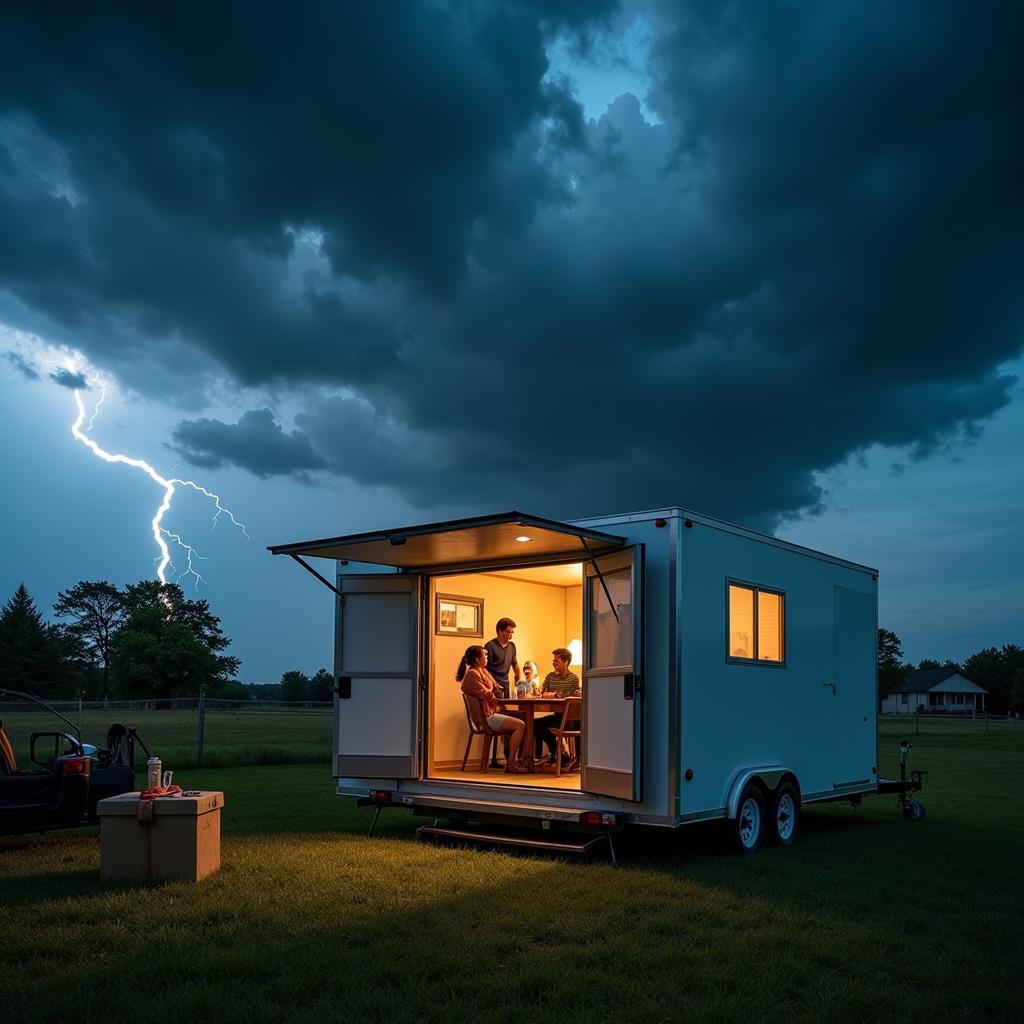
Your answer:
580,811 -> 620,828
59,756 -> 92,775
369,790 -> 392,804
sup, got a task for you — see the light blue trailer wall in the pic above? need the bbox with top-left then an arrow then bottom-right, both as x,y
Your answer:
677,519 -> 877,818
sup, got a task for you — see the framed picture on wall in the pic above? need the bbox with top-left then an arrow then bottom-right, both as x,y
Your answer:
435,593 -> 484,637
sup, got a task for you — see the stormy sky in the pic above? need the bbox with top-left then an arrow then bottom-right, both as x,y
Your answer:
1,1 -> 1021,680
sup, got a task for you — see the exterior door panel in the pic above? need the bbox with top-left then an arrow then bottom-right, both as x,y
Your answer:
582,546 -> 644,801
334,575 -> 420,779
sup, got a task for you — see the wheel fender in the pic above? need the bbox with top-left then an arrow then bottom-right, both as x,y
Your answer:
724,766 -> 792,819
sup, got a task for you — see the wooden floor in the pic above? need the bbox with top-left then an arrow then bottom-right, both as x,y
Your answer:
429,767 -> 581,790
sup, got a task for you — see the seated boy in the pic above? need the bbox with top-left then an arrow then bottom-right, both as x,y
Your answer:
534,647 -> 581,763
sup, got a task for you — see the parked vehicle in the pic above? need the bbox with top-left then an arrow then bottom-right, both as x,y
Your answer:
271,507 -> 924,861
0,689 -> 141,837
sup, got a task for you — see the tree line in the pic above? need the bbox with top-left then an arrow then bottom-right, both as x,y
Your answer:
878,627 -> 1023,714
0,580 -> 334,704
0,580 -> 243,701
248,669 -> 334,703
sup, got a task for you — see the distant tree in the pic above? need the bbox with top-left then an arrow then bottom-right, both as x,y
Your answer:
0,583 -> 78,698
109,582 -> 239,698
218,680 -> 251,702
121,582 -> 235,661
53,581 -> 126,700
1011,670 -> 1024,715
308,668 -> 334,702
280,670 -> 310,703
963,645 -> 1024,716
877,628 -> 909,701
918,658 -> 942,670
245,682 -> 283,701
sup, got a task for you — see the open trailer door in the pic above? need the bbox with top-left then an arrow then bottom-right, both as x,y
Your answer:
270,511 -> 627,780
334,574 -> 421,780
582,546 -> 644,801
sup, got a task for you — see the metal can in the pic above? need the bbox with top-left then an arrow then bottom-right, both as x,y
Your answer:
147,756 -> 162,790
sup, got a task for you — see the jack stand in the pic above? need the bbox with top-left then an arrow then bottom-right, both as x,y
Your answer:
368,805 -> 383,837
607,833 -> 619,868
896,741 -> 927,819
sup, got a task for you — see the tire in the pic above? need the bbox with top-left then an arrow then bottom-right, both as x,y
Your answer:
767,781 -> 800,846
730,783 -> 766,853
903,799 -> 926,820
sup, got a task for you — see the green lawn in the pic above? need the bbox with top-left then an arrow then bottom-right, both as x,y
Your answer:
2,725 -> 1021,1023
1,705 -> 331,770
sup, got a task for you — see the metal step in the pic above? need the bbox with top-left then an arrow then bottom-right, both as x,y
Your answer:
416,824 -> 616,864
408,790 -> 592,822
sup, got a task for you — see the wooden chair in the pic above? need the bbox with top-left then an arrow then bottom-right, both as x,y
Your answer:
552,698 -> 582,777
461,694 -> 503,772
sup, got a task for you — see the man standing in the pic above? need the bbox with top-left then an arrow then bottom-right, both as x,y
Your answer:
484,618 -> 520,699
535,647 -> 581,764
484,618 -> 521,768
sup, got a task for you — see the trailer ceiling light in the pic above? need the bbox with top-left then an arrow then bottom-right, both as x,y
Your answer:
515,535 -> 532,542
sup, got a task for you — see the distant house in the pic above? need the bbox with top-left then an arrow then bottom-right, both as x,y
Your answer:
881,667 -> 987,715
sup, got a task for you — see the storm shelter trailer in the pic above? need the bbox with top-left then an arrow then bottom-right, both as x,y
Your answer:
270,507 -> 895,856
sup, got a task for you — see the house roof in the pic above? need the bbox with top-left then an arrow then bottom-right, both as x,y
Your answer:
894,668 -> 987,694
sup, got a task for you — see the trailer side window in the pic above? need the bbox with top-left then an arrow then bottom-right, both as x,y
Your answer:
728,583 -> 785,664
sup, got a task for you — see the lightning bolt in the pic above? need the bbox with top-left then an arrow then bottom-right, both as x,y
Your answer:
70,379 -> 248,587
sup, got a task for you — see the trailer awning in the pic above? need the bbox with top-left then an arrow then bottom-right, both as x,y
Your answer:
268,511 -> 625,571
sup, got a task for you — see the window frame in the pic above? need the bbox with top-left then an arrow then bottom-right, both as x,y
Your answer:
725,579 -> 787,668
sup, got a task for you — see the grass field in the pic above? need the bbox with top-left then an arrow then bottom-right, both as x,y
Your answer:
2,723 -> 1022,1023
1,706 -> 332,769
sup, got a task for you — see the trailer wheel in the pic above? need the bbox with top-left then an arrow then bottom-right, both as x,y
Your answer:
902,799 -> 925,820
731,784 -> 765,853
768,782 -> 800,846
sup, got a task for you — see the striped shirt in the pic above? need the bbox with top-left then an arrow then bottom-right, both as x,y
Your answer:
543,670 -> 580,697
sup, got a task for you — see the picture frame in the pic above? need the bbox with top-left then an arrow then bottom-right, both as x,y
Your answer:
434,592 -> 484,637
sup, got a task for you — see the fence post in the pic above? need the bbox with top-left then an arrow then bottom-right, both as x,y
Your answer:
196,689 -> 206,767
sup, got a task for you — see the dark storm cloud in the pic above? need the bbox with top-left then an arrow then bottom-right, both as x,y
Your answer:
3,350 -> 39,381
169,409 -> 326,480
48,367 -> 87,389
0,1 -> 1021,527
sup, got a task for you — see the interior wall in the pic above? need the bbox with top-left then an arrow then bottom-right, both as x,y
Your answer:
430,573 -> 578,767
565,585 -> 583,672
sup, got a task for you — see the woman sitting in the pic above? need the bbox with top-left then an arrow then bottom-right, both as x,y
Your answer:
457,645 -> 528,774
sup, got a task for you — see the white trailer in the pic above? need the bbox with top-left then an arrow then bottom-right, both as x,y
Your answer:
271,507 -> 916,859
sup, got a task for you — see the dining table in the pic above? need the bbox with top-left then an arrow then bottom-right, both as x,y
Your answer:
497,696 -> 570,771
